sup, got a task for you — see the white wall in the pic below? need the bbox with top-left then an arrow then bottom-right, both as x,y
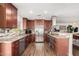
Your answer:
17,10 -> 23,30
57,22 -> 79,27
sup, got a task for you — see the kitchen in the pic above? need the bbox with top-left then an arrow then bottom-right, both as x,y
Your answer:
0,3 -> 79,56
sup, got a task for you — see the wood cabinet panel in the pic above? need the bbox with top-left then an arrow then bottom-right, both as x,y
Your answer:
44,20 -> 52,31
25,34 -> 35,48
23,18 -> 27,29
0,3 -> 17,28
0,43 -> 2,55
25,35 -> 29,47
27,20 -> 35,30
44,34 -> 48,42
12,40 -> 19,56
35,19 -> 44,26
0,4 -> 6,28
55,38 -> 69,56
11,4 -> 17,28
6,4 -> 12,28
31,34 -> 35,42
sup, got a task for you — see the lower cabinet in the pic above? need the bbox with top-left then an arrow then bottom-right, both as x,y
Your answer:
31,34 -> 35,42
44,34 -> 48,42
12,40 -> 19,56
0,43 -> 2,55
55,38 -> 69,56
25,34 -> 35,48
48,35 -> 69,56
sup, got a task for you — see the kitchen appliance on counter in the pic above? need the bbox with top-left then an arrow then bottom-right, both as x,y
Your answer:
53,25 -> 60,32
74,27 -> 78,32
25,29 -> 32,34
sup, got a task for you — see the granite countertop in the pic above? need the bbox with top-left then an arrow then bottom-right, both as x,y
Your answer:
0,34 -> 30,43
48,32 -> 72,40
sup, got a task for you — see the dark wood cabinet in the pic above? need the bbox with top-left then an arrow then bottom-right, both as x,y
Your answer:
6,4 -> 12,28
25,35 -> 31,48
44,33 -> 48,42
25,34 -> 35,48
27,20 -> 35,30
0,4 -> 6,28
11,4 -> 17,28
0,3 -> 17,28
12,40 -> 19,56
25,35 -> 29,47
31,34 -> 35,42
0,44 -> 1,55
44,20 -> 52,31
23,18 -> 28,30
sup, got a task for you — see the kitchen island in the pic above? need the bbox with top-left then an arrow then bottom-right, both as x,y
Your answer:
46,32 -> 72,56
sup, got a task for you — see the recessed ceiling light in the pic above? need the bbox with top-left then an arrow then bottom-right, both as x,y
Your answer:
44,10 -> 48,14
29,10 -> 33,14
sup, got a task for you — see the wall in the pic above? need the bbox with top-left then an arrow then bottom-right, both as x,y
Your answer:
57,22 -> 79,27
17,10 -> 23,30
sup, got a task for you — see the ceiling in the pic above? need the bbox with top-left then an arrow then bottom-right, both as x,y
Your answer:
13,3 -> 79,23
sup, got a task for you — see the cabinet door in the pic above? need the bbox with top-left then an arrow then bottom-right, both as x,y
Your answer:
44,34 -> 48,42
0,43 -> 1,56
6,4 -> 12,28
56,38 -> 69,56
11,4 -> 17,28
0,4 -> 5,28
6,3 -> 17,28
12,40 -> 19,56
23,18 -> 27,29
27,20 -> 34,30
31,34 -> 35,42
32,34 -> 35,42
29,35 -> 32,43
44,20 -> 52,31
0,3 -> 17,28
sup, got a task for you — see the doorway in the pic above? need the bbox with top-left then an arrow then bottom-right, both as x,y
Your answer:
35,19 -> 44,42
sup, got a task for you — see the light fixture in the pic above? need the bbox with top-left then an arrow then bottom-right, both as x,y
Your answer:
29,10 -> 33,14
44,10 -> 48,14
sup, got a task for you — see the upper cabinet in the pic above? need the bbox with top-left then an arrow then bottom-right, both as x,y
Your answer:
35,19 -> 44,26
0,3 -> 17,28
23,18 -> 28,30
27,20 -> 35,30
44,20 -> 52,31
11,4 -> 17,28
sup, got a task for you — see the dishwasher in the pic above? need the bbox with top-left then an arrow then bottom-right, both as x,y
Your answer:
19,37 -> 25,55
